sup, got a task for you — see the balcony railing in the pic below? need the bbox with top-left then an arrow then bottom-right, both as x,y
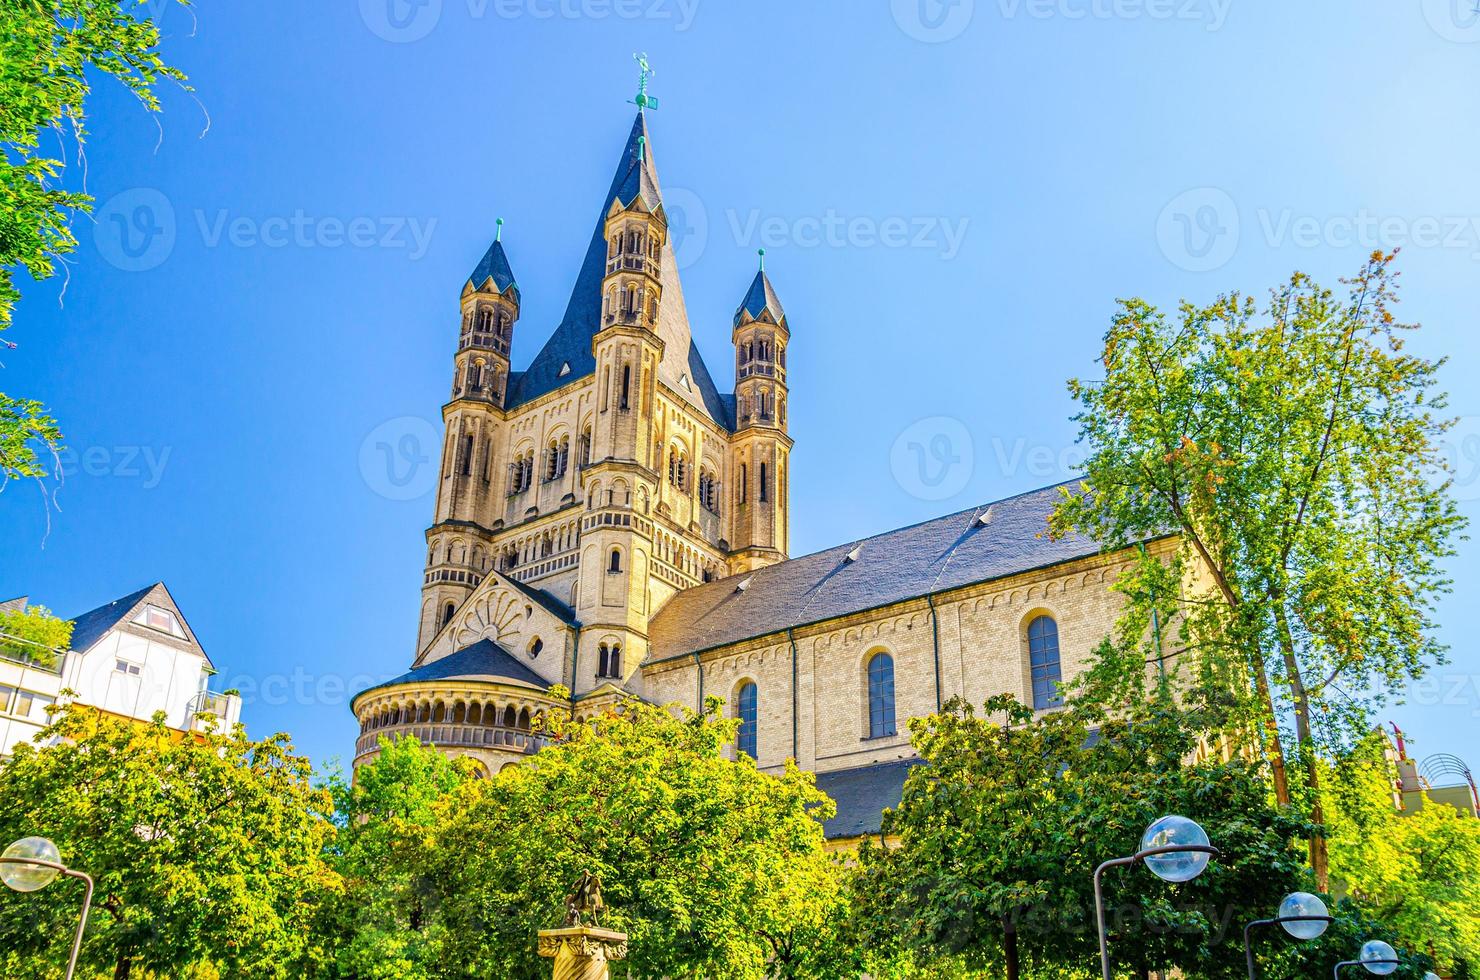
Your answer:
0,632 -> 64,674
355,722 -> 548,758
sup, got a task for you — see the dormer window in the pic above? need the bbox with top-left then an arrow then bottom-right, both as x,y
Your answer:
135,605 -> 184,638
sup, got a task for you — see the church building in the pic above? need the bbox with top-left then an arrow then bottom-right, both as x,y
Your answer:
349,96 -> 1163,841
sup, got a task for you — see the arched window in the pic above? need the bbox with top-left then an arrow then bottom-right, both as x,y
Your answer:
597,643 -> 622,678
736,682 -> 758,760
609,548 -> 623,573
867,652 -> 896,738
580,428 -> 592,467
1028,615 -> 1064,709
441,601 -> 455,630
619,364 -> 631,410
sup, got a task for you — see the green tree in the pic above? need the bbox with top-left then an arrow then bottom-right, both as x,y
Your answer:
412,697 -> 855,980
1049,253 -> 1465,887
0,705 -> 339,979
318,736 -> 481,980
0,600 -> 72,666
853,681 -> 1314,979
1326,734 -> 1480,971
0,0 -> 189,484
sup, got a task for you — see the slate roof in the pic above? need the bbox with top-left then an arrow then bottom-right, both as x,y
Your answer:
68,583 -> 158,653
735,269 -> 786,328
503,575 -> 578,626
816,758 -> 925,838
467,238 -> 518,300
361,638 -> 550,698
649,480 -> 1111,660
505,110 -> 733,430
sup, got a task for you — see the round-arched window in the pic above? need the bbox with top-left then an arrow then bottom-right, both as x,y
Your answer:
1028,615 -> 1063,709
867,652 -> 896,738
736,682 -> 758,760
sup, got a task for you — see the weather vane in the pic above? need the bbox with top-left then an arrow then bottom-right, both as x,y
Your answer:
631,53 -> 659,111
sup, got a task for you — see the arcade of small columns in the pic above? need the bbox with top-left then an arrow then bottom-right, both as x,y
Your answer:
353,683 -> 562,773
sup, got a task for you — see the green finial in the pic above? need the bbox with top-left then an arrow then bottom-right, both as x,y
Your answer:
637,135 -> 646,162
758,248 -> 765,272
631,52 -> 660,110
495,217 -> 503,242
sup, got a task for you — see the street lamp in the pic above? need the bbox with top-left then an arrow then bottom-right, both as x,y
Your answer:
1334,939 -> 1401,977
1242,891 -> 1335,979
1,836 -> 93,980
1093,815 -> 1220,980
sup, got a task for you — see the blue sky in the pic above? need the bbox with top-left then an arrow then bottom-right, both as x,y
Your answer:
4,0 -> 1479,776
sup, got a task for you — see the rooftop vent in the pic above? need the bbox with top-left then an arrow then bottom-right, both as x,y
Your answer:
558,362 -> 571,377
735,576 -> 753,593
844,546 -> 862,563
977,506 -> 995,527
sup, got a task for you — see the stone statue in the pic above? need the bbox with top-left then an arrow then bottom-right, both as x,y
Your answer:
562,871 -> 606,928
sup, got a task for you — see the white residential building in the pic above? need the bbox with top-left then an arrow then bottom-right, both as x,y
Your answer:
0,583 -> 241,758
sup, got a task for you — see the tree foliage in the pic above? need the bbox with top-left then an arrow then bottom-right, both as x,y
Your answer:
0,0 -> 189,484
0,706 -> 339,979
321,698 -> 856,980
0,600 -> 72,666
1049,254 -> 1465,885
1326,734 -> 1480,972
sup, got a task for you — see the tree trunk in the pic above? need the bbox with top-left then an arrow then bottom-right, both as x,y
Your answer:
1248,639 -> 1292,806
1003,917 -> 1020,980
114,955 -> 132,980
1275,604 -> 1329,889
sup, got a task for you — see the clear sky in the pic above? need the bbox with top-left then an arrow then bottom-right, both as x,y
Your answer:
4,0 -> 1479,777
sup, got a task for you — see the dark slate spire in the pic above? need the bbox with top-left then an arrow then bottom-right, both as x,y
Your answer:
611,110 -> 663,212
735,253 -> 787,328
506,109 -> 732,429
466,219 -> 519,300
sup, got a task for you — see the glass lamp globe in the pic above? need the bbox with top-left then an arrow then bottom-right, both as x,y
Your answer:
1359,940 -> 1398,975
1140,815 -> 1211,883
1,837 -> 60,893
1423,973 -> 1441,980
1277,891 -> 1329,940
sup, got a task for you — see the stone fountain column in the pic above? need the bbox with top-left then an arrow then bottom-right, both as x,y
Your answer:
537,926 -> 628,980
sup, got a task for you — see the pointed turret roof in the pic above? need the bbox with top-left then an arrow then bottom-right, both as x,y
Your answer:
466,231 -> 519,300
735,268 -> 787,329
507,110 -> 731,428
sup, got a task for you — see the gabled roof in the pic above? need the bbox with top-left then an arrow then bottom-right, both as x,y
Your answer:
815,758 -> 925,839
506,110 -> 732,430
360,638 -> 551,699
503,575 -> 578,626
466,237 -> 518,300
735,269 -> 786,329
67,583 -> 160,654
648,481 -> 1113,660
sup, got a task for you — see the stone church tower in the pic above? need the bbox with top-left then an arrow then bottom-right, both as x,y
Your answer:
353,101 -> 795,774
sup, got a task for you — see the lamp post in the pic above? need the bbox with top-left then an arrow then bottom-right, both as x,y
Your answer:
1333,939 -> 1401,978
1242,891 -> 1335,979
1,836 -> 93,980
1093,815 -> 1219,980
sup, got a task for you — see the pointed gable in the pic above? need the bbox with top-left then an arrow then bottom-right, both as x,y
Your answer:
507,110 -> 732,430
736,269 -> 787,328
66,582 -> 213,667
